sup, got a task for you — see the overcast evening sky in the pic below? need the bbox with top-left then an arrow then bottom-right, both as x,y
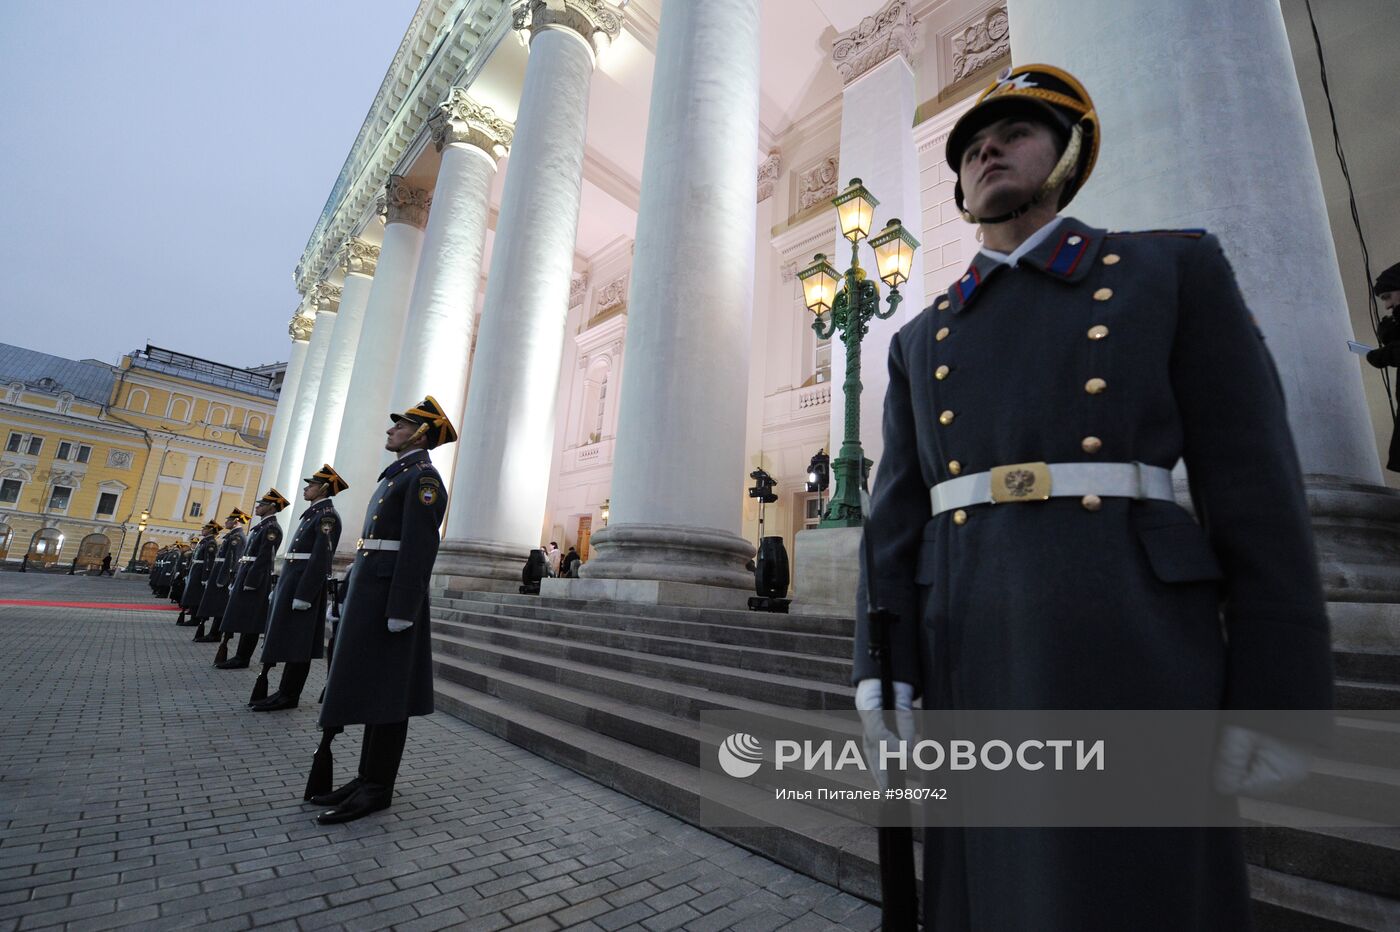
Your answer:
0,1 -> 417,370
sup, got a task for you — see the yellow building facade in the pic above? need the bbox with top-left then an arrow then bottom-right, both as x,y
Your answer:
0,344 -> 282,569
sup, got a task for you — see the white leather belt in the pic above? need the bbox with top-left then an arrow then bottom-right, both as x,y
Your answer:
930,461 -> 1175,514
356,539 -> 400,551
213,557 -> 226,562
283,553 -> 312,561
238,556 -> 256,563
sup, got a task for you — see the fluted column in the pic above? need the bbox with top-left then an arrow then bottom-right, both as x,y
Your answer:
574,0 -> 762,602
277,280 -> 343,512
388,90 -> 512,502
1007,0 -> 1377,484
330,177 -> 430,548
288,239 -> 377,530
258,309 -> 313,494
438,0 -> 622,587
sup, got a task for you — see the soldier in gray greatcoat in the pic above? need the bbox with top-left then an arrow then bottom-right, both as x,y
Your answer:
177,523 -> 220,628
169,539 -> 196,609
215,489 -> 288,670
252,465 -> 345,711
853,64 -> 1333,930
196,509 -> 249,646
310,395 -> 455,825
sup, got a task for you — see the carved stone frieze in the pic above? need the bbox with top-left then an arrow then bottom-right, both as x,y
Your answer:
831,0 -> 919,86
338,238 -> 381,278
952,7 -> 1009,81
431,88 -> 515,158
513,0 -> 624,57
379,175 -> 432,229
595,273 -> 628,313
757,150 -> 781,202
797,155 -> 840,212
780,260 -> 799,283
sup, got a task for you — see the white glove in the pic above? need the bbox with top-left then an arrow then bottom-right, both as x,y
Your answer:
1213,725 -> 1311,796
291,598 -> 312,611
387,618 -> 412,633
854,678 -> 916,791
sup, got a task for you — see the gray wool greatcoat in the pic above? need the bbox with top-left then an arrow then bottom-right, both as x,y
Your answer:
196,527 -> 244,621
261,498 -> 340,663
853,218 -> 1333,931
320,448 -> 446,728
179,535 -> 218,613
219,517 -> 283,636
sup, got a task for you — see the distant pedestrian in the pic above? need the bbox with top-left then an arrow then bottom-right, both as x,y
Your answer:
561,546 -> 580,578
68,557 -> 78,576
546,541 -> 561,577
100,554 -> 112,576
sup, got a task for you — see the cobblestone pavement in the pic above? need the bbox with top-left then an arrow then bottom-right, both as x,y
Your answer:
0,574 -> 880,931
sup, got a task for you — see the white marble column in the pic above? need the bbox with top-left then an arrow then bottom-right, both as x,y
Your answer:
288,239 -> 377,530
1007,0 -> 1379,484
438,0 -> 622,588
275,281 -> 341,508
330,177 -> 430,547
827,0 -> 926,488
388,90 -> 512,502
571,0 -> 762,604
258,310 -> 311,495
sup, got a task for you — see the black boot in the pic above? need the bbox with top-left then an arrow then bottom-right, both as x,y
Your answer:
191,620 -> 206,641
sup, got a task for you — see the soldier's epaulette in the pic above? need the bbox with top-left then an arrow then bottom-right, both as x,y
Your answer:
1107,228 -> 1207,238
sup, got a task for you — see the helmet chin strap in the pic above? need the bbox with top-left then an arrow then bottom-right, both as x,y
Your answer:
958,123 -> 1083,225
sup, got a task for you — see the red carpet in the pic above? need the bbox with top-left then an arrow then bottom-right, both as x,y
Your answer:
0,600 -> 179,611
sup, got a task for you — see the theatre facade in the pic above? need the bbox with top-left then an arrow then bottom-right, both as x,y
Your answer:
264,0 -> 1399,606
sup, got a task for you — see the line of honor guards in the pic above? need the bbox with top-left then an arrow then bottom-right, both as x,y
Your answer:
146,396 -> 458,825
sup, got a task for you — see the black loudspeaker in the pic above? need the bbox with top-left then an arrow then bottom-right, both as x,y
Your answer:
520,549 -> 547,594
749,536 -> 791,613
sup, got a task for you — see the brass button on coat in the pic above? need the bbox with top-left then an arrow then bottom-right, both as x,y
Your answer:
953,509 -> 968,525
1081,494 -> 1102,511
939,410 -> 955,425
1102,253 -> 1120,265
1082,436 -> 1103,454
948,460 -> 962,476
1085,378 -> 1107,395
936,326 -> 950,341
1093,287 -> 1114,301
935,365 -> 950,380
1088,325 -> 1109,340
937,299 -> 950,310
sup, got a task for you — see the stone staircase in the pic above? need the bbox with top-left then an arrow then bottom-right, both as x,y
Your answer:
429,589 -> 1400,928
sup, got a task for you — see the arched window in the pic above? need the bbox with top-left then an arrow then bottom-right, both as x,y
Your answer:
578,356 -> 612,445
168,396 -> 191,421
76,533 -> 111,568
127,388 -> 149,413
245,414 -> 265,437
208,404 -> 229,427
139,540 -> 159,564
26,528 -> 64,566
0,522 -> 11,560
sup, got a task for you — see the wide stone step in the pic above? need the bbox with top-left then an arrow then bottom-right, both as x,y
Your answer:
1248,864 -> 1400,931
434,596 -> 851,659
1335,679 -> 1400,711
432,677 -> 903,902
431,618 -> 851,711
1335,651 -> 1400,687
1242,801 -> 1400,900
438,589 -> 855,638
431,607 -> 852,685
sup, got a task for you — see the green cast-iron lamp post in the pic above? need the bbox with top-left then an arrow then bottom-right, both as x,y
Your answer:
797,178 -> 920,527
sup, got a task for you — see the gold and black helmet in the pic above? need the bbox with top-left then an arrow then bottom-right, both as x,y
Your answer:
946,64 -> 1099,224
390,395 -> 458,449
303,464 -> 349,496
258,488 -> 291,511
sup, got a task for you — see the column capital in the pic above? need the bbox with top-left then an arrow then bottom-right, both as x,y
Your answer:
757,149 -> 781,202
337,238 -> 381,278
288,313 -> 315,342
430,88 -> 514,158
831,0 -> 919,86
513,0 -> 623,59
375,175 -> 432,229
311,280 -> 343,313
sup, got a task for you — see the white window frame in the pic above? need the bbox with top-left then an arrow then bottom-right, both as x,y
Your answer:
26,436 -> 43,457
94,491 -> 120,520
57,441 -> 73,461
47,484 -> 73,513
0,478 -> 22,506
76,444 -> 91,464
189,501 -> 203,518
5,433 -> 20,454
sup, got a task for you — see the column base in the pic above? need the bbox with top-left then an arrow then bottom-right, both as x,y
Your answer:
790,527 -> 861,619
432,538 -> 528,594
539,576 -> 752,610
1302,474 -> 1400,602
579,523 -> 754,593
